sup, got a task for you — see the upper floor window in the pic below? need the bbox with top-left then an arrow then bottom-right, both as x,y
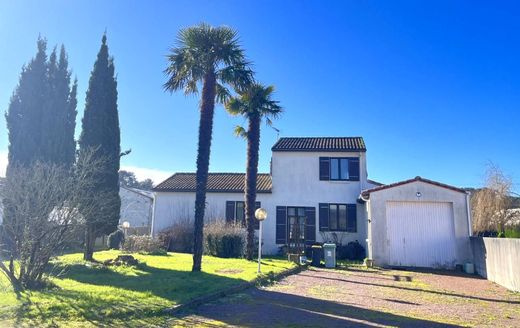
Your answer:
319,157 -> 360,181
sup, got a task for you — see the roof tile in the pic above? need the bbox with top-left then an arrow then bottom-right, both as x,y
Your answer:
271,137 -> 366,152
153,173 -> 272,193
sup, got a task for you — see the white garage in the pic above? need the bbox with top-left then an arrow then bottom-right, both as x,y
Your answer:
361,177 -> 472,269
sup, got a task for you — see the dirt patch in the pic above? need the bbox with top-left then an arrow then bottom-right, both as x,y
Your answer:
215,269 -> 244,275
170,266 -> 520,327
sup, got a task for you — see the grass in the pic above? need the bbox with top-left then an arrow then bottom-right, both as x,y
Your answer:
0,250 -> 295,327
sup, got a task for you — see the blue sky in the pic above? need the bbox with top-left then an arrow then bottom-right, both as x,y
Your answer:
0,1 -> 518,191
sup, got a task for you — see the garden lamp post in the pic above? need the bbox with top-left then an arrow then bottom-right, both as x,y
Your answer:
122,221 -> 130,237
255,208 -> 267,273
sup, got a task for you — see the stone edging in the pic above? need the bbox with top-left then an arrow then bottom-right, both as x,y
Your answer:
166,264 -> 306,315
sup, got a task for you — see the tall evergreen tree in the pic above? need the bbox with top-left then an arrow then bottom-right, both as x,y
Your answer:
5,39 -> 77,170
79,34 -> 121,261
5,38 -> 48,171
3,38 -> 77,253
43,46 -> 78,167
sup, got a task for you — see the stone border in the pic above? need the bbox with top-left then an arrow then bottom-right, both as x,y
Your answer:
166,264 -> 306,315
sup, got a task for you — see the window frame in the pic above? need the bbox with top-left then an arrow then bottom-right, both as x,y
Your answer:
329,158 -> 349,181
226,200 -> 260,230
320,157 -> 359,181
325,203 -> 356,232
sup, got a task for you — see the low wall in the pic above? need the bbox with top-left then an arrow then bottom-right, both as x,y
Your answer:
470,237 -> 520,292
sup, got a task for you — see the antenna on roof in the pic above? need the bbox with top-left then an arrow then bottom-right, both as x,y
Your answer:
271,126 -> 281,139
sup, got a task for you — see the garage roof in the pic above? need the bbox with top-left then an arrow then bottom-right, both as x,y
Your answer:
361,176 -> 467,199
153,173 -> 272,193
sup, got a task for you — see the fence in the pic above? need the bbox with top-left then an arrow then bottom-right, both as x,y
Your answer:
470,237 -> 520,292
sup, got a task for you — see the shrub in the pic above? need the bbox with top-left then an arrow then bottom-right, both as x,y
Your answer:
204,221 -> 246,258
505,228 -> 520,238
121,236 -> 166,255
158,220 -> 193,253
337,240 -> 366,261
107,229 -> 125,249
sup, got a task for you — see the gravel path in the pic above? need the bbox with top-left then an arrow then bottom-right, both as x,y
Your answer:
169,265 -> 520,327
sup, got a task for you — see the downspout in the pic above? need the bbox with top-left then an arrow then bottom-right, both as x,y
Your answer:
466,192 -> 472,237
150,192 -> 158,237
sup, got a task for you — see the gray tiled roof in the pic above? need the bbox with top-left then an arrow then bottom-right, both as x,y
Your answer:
271,137 -> 366,152
153,173 -> 272,193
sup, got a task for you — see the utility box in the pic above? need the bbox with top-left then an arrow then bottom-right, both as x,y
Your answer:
323,243 -> 336,268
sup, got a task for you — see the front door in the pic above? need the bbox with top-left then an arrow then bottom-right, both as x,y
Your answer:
287,207 -> 306,253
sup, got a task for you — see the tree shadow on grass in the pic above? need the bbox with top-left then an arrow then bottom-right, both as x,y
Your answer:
171,288 -> 462,327
10,261 -> 246,327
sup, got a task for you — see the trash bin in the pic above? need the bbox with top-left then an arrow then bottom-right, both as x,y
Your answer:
323,243 -> 336,268
311,245 -> 322,267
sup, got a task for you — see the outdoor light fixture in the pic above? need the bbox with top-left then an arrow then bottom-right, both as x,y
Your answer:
122,221 -> 130,236
255,208 -> 268,273
416,191 -> 422,198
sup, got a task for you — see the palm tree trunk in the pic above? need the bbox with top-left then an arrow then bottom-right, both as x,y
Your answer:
245,112 -> 261,260
192,71 -> 217,272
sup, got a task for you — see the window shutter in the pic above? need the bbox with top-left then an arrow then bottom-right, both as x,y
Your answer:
254,202 -> 261,230
276,206 -> 287,244
225,201 -> 235,223
319,157 -> 330,180
348,158 -> 360,181
319,203 -> 329,231
305,207 -> 316,244
347,204 -> 357,232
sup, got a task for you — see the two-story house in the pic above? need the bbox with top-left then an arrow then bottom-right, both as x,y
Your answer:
151,136 -> 472,268
152,137 -> 379,255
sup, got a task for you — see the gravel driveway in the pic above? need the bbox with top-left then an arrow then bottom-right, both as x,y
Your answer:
170,265 -> 520,327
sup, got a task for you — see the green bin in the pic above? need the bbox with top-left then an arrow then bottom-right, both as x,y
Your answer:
323,243 -> 336,268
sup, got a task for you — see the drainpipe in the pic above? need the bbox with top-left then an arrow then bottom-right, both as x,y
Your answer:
466,192 -> 472,237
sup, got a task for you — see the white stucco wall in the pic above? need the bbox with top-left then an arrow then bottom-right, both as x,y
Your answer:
270,151 -> 370,249
366,181 -> 472,268
152,150 -> 378,255
120,187 -> 153,228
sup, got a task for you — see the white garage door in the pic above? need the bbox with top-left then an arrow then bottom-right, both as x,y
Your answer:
386,201 -> 457,268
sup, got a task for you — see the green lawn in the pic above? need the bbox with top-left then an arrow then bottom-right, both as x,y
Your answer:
0,250 -> 294,327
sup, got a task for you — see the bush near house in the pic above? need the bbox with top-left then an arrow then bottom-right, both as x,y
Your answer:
107,229 -> 125,249
204,221 -> 246,258
160,220 -> 246,258
121,235 -> 166,255
158,220 -> 193,253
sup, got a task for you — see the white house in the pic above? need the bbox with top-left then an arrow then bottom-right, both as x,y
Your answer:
152,137 -> 472,268
120,186 -> 154,233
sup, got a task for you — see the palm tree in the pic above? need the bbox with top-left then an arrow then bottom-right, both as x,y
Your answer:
164,23 -> 253,271
226,83 -> 282,260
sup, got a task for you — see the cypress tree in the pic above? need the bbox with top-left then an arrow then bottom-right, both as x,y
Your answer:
3,38 -> 77,251
79,34 -> 121,261
5,38 -> 48,171
5,39 -> 77,170
43,45 -> 77,167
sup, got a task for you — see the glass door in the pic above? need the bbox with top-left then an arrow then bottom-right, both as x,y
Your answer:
287,207 -> 306,254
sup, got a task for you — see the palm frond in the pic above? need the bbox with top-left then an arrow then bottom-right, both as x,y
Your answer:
233,125 -> 247,139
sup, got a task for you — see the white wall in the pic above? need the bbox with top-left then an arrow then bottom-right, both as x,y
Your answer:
152,191 -> 279,254
367,181 -> 472,267
120,188 -> 153,228
152,150 -> 378,255
271,151 -> 371,248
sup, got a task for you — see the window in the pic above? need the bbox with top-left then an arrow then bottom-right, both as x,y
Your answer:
235,202 -> 245,224
319,157 -> 359,181
225,201 -> 260,229
319,203 -> 357,232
